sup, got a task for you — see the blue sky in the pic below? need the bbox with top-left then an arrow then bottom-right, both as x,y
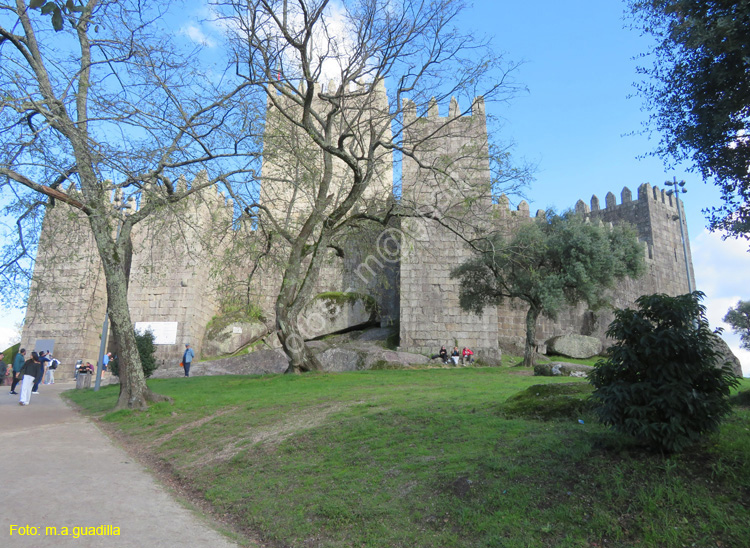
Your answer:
2,1 -> 748,373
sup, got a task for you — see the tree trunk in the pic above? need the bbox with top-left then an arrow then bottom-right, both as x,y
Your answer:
276,296 -> 323,373
87,214 -> 169,409
274,235 -> 327,374
523,306 -> 541,367
99,263 -> 160,409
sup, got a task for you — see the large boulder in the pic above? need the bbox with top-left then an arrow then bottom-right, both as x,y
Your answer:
534,361 -> 595,378
201,321 -> 270,358
362,349 -> 430,369
318,348 -> 362,372
299,292 -> 379,340
150,348 -> 289,378
712,336 -> 743,377
545,334 -> 602,359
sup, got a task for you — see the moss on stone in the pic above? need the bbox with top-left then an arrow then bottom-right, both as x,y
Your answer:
313,291 -> 380,320
204,303 -> 265,341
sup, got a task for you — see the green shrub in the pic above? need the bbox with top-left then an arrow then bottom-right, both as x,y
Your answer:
589,292 -> 740,453
501,382 -> 593,421
729,390 -> 750,407
110,329 -> 159,378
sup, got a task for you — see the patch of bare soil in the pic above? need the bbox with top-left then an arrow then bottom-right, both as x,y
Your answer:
184,401 -> 357,470
78,400 -> 362,548
148,407 -> 240,449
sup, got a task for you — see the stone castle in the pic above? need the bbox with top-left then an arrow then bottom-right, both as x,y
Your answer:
20,85 -> 694,378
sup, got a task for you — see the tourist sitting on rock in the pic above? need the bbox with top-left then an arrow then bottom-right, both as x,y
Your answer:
451,346 -> 460,365
461,347 -> 474,365
430,346 -> 448,363
437,346 -> 449,363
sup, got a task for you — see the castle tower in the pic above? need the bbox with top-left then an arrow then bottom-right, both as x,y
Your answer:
20,181 -> 235,377
253,80 -> 398,334
260,80 -> 394,227
20,193 -> 108,379
399,96 -> 502,359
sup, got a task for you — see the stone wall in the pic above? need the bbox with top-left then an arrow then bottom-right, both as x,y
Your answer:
21,180 -> 235,377
21,190 -> 108,380
126,178 -> 234,369
399,96 -> 502,361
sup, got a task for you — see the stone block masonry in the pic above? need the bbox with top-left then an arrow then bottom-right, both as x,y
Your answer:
21,190 -> 108,380
21,179 -> 237,377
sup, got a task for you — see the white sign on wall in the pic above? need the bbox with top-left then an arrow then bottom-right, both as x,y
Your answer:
232,326 -> 243,334
134,322 -> 179,345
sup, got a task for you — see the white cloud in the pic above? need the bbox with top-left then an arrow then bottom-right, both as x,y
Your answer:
179,24 -> 216,48
0,326 -> 20,350
691,229 -> 750,376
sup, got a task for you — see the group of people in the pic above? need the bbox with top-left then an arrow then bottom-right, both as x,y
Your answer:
436,345 -> 474,366
5,348 -> 49,405
4,348 -> 61,406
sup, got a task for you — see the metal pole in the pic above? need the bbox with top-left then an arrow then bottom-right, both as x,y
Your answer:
94,313 -> 108,391
672,177 -> 693,293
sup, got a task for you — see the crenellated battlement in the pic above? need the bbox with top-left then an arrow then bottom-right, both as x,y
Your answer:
492,194 -> 546,219
573,183 -> 684,216
402,96 -> 485,124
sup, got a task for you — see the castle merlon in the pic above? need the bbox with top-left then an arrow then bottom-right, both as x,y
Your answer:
492,194 -> 545,218
402,96 -> 486,123
573,183 -> 685,215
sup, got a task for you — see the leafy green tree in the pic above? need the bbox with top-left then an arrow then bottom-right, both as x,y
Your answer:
451,212 -> 645,366
590,292 -> 740,453
723,300 -> 750,350
629,0 -> 750,240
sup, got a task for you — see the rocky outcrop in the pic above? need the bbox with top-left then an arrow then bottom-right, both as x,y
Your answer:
300,292 -> 379,340
150,348 -> 289,378
534,361 -> 595,378
201,321 -> 271,358
712,336 -> 743,377
151,327 -> 428,379
317,348 -> 362,372
545,334 -> 602,359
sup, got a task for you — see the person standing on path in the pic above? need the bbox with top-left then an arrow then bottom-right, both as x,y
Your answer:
9,348 -> 25,394
32,350 -> 48,394
44,355 -> 59,384
18,352 -> 42,405
182,343 -> 194,377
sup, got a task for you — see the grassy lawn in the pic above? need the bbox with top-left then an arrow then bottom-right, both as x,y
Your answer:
65,368 -> 750,548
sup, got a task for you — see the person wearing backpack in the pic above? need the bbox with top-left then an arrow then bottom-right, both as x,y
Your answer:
44,355 -> 59,384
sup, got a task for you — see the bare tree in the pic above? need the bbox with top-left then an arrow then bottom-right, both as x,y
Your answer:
214,0 -> 530,372
0,0 -> 259,408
